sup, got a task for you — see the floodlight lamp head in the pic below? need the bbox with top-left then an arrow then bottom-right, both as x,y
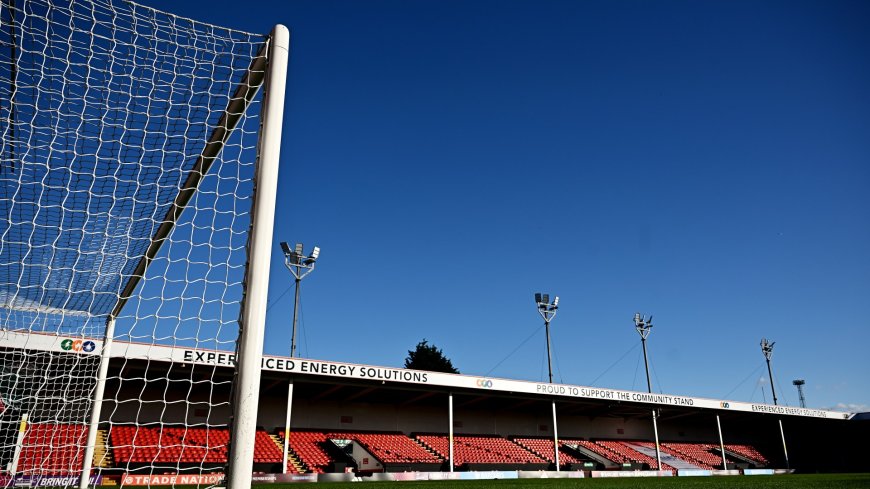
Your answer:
280,242 -> 292,255
634,312 -> 642,326
553,296 -> 559,307
310,246 -> 320,260
535,293 -> 542,304
793,379 -> 805,386
295,243 -> 304,255
542,294 -> 550,305
760,338 -> 775,361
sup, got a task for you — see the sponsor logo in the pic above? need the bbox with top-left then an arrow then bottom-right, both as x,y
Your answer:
60,339 -> 97,353
476,379 -> 493,388
122,474 -> 222,486
6,476 -> 101,487
720,402 -> 730,408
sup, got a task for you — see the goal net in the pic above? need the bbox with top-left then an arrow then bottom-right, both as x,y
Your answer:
0,0 -> 285,487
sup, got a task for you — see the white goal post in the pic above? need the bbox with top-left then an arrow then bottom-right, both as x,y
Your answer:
0,1 -> 288,488
225,24 -> 288,489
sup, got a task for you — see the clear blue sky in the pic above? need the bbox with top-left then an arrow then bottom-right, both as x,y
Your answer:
146,0 -> 869,412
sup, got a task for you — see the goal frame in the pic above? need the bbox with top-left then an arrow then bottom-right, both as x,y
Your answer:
71,23 -> 290,489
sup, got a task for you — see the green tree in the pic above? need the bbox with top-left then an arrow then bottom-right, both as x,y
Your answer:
404,339 -> 459,373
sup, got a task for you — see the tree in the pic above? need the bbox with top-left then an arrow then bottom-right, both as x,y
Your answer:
404,339 -> 459,373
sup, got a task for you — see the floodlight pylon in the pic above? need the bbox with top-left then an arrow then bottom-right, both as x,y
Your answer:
633,312 -> 661,471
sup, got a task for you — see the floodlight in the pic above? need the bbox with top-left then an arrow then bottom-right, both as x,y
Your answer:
632,310 -> 661,469
793,379 -> 807,408
760,337 -> 779,405
533,292 -> 559,384
280,241 -> 321,357
758,337 -> 790,467
530,291 -> 563,471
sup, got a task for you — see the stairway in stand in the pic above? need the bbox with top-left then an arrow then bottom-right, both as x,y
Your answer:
270,433 -> 306,474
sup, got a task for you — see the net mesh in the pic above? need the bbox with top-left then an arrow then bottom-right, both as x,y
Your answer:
0,0 -> 269,484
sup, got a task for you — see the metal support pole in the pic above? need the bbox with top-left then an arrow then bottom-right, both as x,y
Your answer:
282,381 -> 294,474
226,24 -> 289,489
762,339 -> 789,470
536,295 -> 560,471
778,419 -> 790,470
448,394 -> 454,473
765,358 -> 778,406
80,318 -> 116,489
544,319 -> 553,384
716,415 -> 727,470
650,409 -> 661,471
641,336 -> 662,470
290,277 -> 301,357
641,337 -> 653,403
551,401 -> 560,471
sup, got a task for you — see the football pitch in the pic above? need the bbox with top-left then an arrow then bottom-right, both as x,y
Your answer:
285,473 -> 870,489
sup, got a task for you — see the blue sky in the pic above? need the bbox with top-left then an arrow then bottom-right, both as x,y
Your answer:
146,0 -> 869,412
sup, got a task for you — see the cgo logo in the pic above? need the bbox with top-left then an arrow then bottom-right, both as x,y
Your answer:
60,339 -> 97,353
476,379 -> 493,389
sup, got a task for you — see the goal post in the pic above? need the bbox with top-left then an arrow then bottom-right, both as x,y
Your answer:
78,24 -> 289,489
0,1 -> 289,488
225,24 -> 289,489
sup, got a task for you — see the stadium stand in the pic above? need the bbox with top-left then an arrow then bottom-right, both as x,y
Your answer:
2,418 -> 787,476
352,432 -> 441,465
663,442 -> 729,469
14,423 -> 88,475
278,430 -> 333,474
598,440 -> 676,471
109,426 -> 281,466
575,439 -> 629,464
253,431 -> 285,464
278,430 -> 442,473
573,440 -> 677,472
415,434 -> 547,468
726,443 -> 770,466
110,425 -> 224,464
7,421 -> 782,476
511,437 -> 585,466
630,441 -> 701,470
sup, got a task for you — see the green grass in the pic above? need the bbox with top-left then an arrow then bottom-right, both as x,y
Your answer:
278,473 -> 870,489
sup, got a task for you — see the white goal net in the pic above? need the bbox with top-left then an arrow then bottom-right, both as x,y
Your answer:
0,0 -> 285,487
